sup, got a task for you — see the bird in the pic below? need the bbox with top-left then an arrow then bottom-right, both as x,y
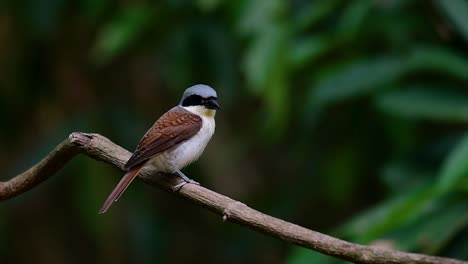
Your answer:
99,84 -> 219,214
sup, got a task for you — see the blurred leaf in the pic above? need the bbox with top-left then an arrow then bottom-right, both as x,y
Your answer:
438,132 -> 468,192
262,74 -> 289,138
237,0 -> 285,36
382,161 -> 433,192
436,0 -> 468,43
307,56 -> 406,106
292,0 -> 341,32
309,47 -> 468,112
238,0 -> 292,135
407,46 -> 468,82
444,228 -> 468,260
245,24 -> 291,136
385,198 -> 468,253
376,88 -> 468,122
336,0 -> 372,40
289,36 -> 331,69
196,0 -> 222,12
340,182 -> 440,243
93,6 -> 152,64
288,247 -> 343,264
245,26 -> 289,94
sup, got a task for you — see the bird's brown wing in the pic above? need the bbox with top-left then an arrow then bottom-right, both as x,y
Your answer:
124,108 -> 202,170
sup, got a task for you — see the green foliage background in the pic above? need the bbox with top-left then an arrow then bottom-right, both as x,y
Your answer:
1,0 -> 468,263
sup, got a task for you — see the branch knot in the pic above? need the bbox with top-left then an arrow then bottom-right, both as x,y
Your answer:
69,132 -> 93,148
222,201 -> 246,222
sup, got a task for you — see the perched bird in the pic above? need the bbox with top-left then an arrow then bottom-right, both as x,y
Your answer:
99,84 -> 219,214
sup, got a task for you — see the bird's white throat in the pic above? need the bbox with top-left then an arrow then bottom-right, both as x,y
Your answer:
182,105 -> 217,118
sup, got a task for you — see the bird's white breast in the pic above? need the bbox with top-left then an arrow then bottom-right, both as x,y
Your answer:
149,106 -> 215,173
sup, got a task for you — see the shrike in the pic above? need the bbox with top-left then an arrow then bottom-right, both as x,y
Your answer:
99,84 -> 219,213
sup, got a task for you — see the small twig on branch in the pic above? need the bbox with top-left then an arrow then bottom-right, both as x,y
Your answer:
0,132 -> 466,264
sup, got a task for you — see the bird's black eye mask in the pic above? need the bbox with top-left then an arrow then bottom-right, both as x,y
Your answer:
182,95 -> 218,109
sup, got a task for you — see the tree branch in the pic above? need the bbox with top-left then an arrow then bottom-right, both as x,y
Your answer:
0,132 -> 465,264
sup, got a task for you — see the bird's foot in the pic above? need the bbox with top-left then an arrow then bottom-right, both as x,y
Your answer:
172,170 -> 200,192
172,179 -> 200,192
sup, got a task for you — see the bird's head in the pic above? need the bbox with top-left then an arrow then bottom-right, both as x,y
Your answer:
180,84 -> 219,117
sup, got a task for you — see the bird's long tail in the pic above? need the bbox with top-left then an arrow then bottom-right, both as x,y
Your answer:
99,165 -> 143,214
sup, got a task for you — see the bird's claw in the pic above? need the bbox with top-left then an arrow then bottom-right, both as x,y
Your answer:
172,178 -> 200,192
172,181 -> 187,192
172,169 -> 200,191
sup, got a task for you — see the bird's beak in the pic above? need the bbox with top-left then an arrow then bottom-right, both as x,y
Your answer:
205,98 -> 220,110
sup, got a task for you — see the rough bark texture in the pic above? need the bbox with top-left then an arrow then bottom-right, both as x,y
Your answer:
0,132 -> 465,264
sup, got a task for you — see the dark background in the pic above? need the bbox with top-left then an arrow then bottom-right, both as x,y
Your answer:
1,1 -> 468,263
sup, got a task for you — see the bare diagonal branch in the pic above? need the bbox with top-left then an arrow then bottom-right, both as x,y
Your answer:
0,132 -> 465,264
